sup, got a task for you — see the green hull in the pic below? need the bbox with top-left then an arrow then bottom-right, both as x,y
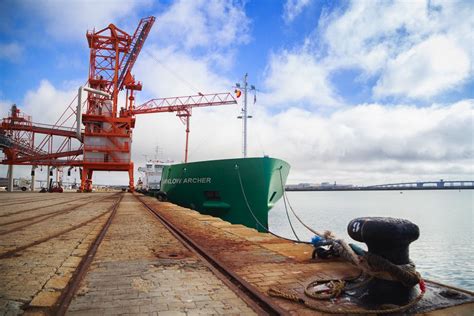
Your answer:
160,157 -> 290,232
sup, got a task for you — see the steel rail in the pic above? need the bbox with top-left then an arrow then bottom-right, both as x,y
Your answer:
0,207 -> 114,259
135,194 -> 287,316
0,194 -> 120,236
0,195 -> 98,220
54,194 -> 123,316
0,195 -> 63,208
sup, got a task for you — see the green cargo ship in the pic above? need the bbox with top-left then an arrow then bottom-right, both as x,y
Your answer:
159,157 -> 290,232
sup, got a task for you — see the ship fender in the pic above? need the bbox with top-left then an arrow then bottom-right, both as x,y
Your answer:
347,217 -> 420,305
155,191 -> 168,202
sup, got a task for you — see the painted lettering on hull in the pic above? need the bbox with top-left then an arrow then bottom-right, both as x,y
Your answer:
163,177 -> 211,185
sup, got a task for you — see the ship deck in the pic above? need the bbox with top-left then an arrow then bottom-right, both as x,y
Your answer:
0,191 -> 472,315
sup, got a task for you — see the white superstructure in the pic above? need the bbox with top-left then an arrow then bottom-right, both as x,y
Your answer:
137,160 -> 173,190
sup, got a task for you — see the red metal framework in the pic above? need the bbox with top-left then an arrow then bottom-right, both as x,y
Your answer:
0,16 -> 237,192
0,105 -> 83,167
80,16 -> 155,192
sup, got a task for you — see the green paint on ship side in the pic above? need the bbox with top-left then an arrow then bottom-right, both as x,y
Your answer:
160,157 -> 290,232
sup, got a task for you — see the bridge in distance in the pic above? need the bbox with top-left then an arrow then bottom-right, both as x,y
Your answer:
286,180 -> 474,191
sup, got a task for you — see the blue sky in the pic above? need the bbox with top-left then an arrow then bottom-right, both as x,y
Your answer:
0,0 -> 473,185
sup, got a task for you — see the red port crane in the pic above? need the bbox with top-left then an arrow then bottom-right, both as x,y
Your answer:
0,16 -> 237,192
129,93 -> 237,163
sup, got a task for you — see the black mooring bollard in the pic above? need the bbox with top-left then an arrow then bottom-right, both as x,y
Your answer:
348,217 -> 420,305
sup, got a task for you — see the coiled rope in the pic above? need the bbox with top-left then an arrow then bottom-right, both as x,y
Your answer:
268,277 -> 426,314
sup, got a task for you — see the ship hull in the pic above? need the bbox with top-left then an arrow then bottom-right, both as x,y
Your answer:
160,157 -> 290,232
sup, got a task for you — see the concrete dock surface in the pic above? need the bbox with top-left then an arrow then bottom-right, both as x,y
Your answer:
0,192 -> 472,315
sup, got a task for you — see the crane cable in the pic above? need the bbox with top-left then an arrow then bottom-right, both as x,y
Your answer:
144,50 -> 202,94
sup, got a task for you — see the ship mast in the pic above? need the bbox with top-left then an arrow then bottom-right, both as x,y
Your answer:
236,73 -> 255,158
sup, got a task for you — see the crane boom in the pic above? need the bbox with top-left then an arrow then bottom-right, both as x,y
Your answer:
132,92 -> 236,115
132,92 -> 237,163
117,16 -> 155,91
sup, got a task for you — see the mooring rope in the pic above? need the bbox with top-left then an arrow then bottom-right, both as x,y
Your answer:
235,164 -> 310,244
278,168 -> 326,237
269,277 -> 426,314
271,168 -> 427,313
277,167 -> 301,241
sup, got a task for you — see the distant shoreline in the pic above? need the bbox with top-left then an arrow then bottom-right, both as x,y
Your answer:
286,186 -> 474,191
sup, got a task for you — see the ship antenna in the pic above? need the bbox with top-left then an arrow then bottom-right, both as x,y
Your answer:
236,73 -> 256,158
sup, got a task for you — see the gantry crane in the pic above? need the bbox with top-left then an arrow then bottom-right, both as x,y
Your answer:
0,16 -> 237,192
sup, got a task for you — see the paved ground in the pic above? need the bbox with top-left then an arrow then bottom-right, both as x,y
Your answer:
1,192 -> 472,316
67,194 -> 255,315
0,192 -> 254,316
140,196 -> 474,316
0,193 -> 117,315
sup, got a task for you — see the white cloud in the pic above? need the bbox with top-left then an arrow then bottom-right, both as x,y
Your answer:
0,99 -> 14,119
132,44 -> 242,166
25,0 -> 152,40
265,1 -> 474,106
2,1 -> 473,187
252,99 -> 474,184
317,0 -> 474,99
152,0 -> 250,51
0,42 -> 23,62
135,46 -> 232,98
374,35 -> 470,98
283,0 -> 311,23
23,80 -> 78,126
263,50 -> 341,107
1,79 -> 472,186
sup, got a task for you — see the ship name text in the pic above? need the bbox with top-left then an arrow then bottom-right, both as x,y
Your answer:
163,177 -> 212,185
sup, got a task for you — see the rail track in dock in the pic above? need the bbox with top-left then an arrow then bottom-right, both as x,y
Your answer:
134,193 -> 286,316
0,195 -> 108,227
0,192 -> 125,315
53,193 -> 284,315
0,194 -> 122,260
0,195 -> 90,218
1,192 -> 472,315
0,194 -> 120,237
1,192 -> 269,315
0,195 -> 64,208
53,194 -> 123,316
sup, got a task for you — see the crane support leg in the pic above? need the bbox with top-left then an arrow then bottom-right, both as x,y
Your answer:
47,166 -> 51,191
7,164 -> 13,192
31,166 -> 36,191
128,163 -> 135,192
184,115 -> 190,163
80,168 -> 93,192
80,168 -> 87,192
86,169 -> 93,192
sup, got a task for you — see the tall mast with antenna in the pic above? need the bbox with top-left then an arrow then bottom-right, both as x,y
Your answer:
236,73 -> 255,158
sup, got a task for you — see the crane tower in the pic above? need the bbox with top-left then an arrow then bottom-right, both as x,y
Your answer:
0,17 -> 237,192
80,17 -> 155,192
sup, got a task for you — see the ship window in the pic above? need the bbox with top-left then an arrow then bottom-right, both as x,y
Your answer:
269,191 -> 277,202
204,191 -> 221,201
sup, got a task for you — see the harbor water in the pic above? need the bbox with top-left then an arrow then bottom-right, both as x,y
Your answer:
269,190 -> 474,291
